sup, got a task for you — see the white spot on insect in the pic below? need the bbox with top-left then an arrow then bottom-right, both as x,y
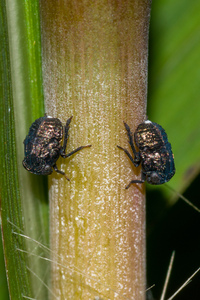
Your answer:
144,120 -> 152,124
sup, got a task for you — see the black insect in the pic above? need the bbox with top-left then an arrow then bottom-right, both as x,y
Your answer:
23,115 -> 91,180
117,120 -> 175,188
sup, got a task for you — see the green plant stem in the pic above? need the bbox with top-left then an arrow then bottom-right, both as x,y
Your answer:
40,1 -> 151,299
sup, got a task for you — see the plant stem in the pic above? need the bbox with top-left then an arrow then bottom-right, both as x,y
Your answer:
40,1 -> 151,299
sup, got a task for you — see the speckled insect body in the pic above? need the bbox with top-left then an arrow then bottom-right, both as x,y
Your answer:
117,120 -> 175,188
23,116 -> 91,180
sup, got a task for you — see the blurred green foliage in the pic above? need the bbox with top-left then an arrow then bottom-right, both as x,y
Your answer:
148,0 -> 200,199
147,1 -> 200,299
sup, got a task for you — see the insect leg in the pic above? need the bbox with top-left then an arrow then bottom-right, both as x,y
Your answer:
61,116 -> 73,155
60,116 -> 91,158
125,172 -> 146,189
123,122 -> 140,163
125,179 -> 145,189
53,164 -> 70,181
61,145 -> 91,159
117,145 -> 140,167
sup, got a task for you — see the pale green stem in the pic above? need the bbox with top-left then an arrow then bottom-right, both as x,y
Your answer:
40,1 -> 151,299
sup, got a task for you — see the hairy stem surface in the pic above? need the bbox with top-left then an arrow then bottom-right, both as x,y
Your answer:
40,1 -> 151,299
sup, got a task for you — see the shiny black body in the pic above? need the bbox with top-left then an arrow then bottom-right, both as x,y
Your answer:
117,120 -> 175,188
23,116 -> 91,180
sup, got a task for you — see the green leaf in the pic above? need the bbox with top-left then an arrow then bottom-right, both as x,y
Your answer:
0,231 -> 9,300
0,0 -> 49,299
148,0 -> 200,202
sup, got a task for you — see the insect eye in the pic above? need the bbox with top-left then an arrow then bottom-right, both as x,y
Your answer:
149,172 -> 160,184
44,165 -> 52,174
